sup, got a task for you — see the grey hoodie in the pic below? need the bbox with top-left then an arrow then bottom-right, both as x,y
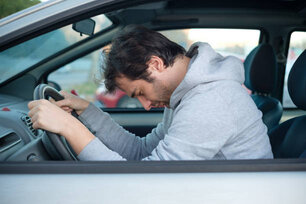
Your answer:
77,42 -> 273,161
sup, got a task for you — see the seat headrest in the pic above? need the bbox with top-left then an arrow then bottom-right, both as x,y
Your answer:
288,49 -> 306,110
244,44 -> 277,94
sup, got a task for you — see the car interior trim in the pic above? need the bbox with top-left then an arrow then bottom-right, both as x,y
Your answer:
0,159 -> 306,174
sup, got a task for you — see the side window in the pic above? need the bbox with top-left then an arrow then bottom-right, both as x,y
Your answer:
160,29 -> 260,61
49,29 -> 260,109
48,50 -> 101,106
283,31 -> 306,108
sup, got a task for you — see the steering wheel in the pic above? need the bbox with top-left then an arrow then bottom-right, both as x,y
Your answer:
33,84 -> 78,160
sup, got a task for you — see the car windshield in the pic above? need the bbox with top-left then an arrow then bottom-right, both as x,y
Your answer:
0,14 -> 112,84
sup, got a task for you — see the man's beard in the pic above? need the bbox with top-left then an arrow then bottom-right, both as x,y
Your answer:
152,79 -> 172,107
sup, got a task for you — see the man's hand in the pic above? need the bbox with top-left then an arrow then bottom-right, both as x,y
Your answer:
51,91 -> 90,115
28,99 -> 73,135
28,99 -> 95,155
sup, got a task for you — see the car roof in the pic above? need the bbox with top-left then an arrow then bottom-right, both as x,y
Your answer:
112,0 -> 306,29
0,0 -> 111,50
1,0 -> 306,51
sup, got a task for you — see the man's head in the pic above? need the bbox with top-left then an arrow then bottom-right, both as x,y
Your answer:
103,25 -> 187,110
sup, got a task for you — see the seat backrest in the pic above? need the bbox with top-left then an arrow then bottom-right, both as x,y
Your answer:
269,49 -> 306,158
244,43 -> 283,131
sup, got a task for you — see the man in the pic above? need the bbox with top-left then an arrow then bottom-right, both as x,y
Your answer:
28,25 -> 273,160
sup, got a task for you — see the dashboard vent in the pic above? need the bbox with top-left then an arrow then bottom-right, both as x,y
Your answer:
21,115 -> 38,137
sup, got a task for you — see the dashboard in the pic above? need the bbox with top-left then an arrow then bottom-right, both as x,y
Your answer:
0,94 -> 50,161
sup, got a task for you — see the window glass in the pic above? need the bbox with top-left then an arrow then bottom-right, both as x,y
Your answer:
283,31 -> 306,108
49,29 -> 260,109
0,14 -> 112,84
48,50 -> 101,105
160,29 -> 260,60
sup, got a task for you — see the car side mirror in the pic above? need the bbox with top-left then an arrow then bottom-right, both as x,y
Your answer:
72,18 -> 95,36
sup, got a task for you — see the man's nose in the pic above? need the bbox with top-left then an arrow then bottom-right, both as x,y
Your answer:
137,96 -> 151,111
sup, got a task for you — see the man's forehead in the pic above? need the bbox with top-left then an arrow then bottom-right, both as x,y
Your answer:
115,76 -> 136,97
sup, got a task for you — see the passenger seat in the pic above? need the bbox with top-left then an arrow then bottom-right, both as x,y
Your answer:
269,49 -> 306,158
244,44 -> 283,132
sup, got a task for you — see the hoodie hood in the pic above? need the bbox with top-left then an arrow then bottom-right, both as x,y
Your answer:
170,42 -> 245,109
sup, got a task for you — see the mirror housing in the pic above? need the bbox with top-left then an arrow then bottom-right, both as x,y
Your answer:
72,19 -> 95,36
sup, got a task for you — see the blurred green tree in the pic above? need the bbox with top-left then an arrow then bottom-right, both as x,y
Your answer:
0,0 -> 41,19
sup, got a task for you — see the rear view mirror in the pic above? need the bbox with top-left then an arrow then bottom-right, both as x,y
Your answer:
72,18 -> 95,36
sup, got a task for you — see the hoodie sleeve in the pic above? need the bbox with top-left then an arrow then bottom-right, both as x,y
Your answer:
77,103 -> 165,160
78,89 -> 235,161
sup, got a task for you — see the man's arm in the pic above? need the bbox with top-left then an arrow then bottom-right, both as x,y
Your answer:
77,92 -> 235,161
78,103 -> 166,160
50,91 -> 166,160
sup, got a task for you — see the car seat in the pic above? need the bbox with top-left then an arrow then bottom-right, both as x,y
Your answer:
269,49 -> 306,158
244,43 -> 283,132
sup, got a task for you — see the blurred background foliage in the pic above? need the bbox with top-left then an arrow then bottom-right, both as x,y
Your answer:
0,0 -> 41,19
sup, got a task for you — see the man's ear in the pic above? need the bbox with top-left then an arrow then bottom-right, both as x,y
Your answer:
147,56 -> 166,72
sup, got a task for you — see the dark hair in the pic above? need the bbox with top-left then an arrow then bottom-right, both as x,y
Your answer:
103,25 -> 186,93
